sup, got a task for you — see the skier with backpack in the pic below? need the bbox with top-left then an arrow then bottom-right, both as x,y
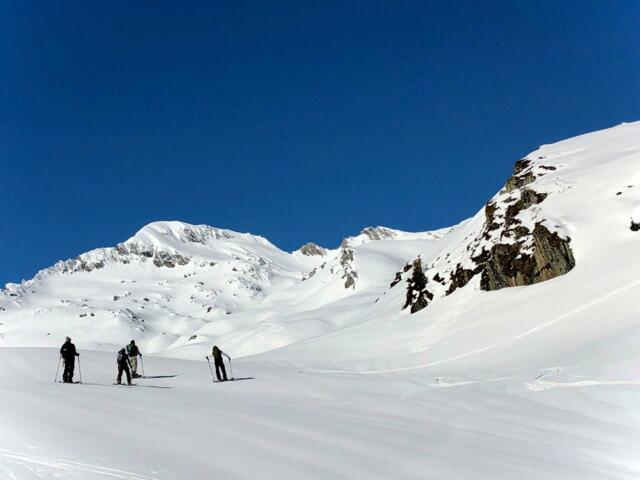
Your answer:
116,347 -> 133,385
59,336 -> 80,383
126,340 -> 142,378
207,345 -> 230,382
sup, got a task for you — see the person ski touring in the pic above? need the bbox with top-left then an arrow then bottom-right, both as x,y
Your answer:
126,340 -> 142,378
116,348 -> 133,385
60,336 -> 79,383
208,345 -> 230,382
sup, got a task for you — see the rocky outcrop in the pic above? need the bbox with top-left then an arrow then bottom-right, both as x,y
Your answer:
178,224 -> 234,244
479,223 -> 575,290
394,155 -> 577,312
530,223 -> 576,282
302,262 -> 327,282
340,249 -> 358,289
298,242 -> 326,256
446,264 -> 477,295
446,158 -> 575,295
504,159 -> 535,192
390,263 -> 412,288
402,258 -> 432,313
361,227 -> 396,241
504,189 -> 547,228
32,236 -> 198,278
152,250 -> 190,268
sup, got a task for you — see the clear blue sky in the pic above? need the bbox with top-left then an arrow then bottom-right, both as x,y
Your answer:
1,1 -> 639,286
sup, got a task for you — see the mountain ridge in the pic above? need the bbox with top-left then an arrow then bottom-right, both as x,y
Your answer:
1,121 -> 639,369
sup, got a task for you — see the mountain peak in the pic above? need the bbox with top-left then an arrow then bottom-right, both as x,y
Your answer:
340,226 -> 450,248
133,221 -> 233,244
130,221 -> 274,249
296,242 -> 327,256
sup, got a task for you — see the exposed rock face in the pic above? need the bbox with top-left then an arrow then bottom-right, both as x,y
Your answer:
393,155 -> 577,312
446,264 -> 477,295
480,224 -> 575,290
48,243 -> 193,275
402,258 -> 432,313
302,262 -> 327,282
530,223 -> 576,282
439,158 -> 576,295
298,242 -> 326,256
504,189 -> 547,227
450,159 -> 575,293
152,250 -> 190,268
631,220 -> 640,232
504,159 -> 535,192
340,249 -> 358,289
390,262 -> 412,288
340,225 -> 449,249
177,224 -> 234,243
361,227 -> 396,241
29,223 -> 257,278
344,274 -> 357,289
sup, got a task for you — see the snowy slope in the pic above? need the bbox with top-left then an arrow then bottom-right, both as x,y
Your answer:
1,348 -> 638,480
273,121 -> 640,378
1,122 -> 640,479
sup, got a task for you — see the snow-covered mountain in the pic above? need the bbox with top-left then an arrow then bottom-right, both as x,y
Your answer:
0,218 -> 446,357
2,122 -> 640,480
2,122 -> 639,369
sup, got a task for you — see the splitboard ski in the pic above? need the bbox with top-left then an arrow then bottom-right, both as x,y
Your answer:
113,383 -> 136,386
57,381 -> 82,384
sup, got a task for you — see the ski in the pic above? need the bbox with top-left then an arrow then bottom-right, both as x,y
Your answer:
69,382 -> 168,389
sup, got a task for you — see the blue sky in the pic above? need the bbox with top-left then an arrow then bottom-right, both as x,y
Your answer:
1,1 -> 639,286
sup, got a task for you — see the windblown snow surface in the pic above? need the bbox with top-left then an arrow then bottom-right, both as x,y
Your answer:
1,122 -> 640,479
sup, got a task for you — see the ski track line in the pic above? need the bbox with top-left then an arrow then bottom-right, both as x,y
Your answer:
527,379 -> 640,391
315,279 -> 640,375
0,448 -> 158,480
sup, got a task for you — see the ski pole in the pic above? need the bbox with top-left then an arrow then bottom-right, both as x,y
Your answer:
77,356 -> 82,384
55,355 -> 61,382
140,355 -> 145,377
206,356 -> 215,382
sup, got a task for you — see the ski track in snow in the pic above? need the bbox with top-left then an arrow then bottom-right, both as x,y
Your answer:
528,379 -> 640,391
315,279 -> 640,376
0,448 -> 158,480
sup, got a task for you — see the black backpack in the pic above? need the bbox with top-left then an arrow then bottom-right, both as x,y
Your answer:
117,350 -> 127,364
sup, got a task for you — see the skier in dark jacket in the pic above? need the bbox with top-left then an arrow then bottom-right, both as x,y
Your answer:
60,336 -> 79,383
126,340 -> 142,378
208,345 -> 230,381
116,348 -> 133,385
